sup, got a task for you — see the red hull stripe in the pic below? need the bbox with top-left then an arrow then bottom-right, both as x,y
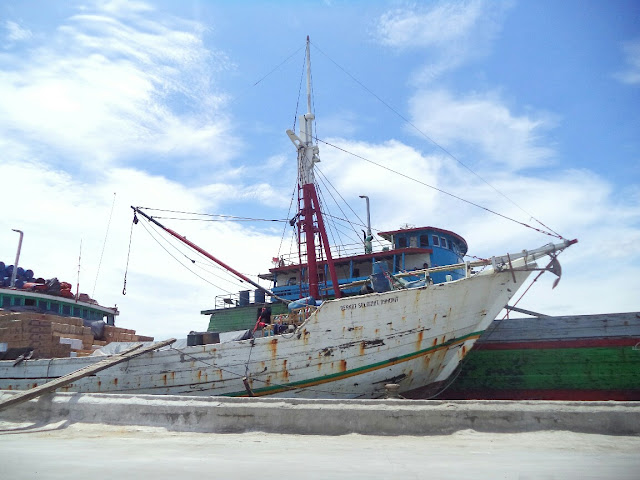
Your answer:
476,337 -> 640,350
441,388 -> 640,401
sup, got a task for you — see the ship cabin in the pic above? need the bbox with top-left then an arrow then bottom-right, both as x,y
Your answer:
212,226 -> 468,309
203,227 -> 467,332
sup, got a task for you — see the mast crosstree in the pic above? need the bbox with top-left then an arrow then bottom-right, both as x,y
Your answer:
286,36 -> 341,299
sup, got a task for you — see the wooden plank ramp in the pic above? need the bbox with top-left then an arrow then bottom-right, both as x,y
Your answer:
0,338 -> 176,413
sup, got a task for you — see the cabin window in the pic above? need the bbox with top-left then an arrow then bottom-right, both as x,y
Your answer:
397,237 -> 407,248
409,236 -> 418,248
25,298 -> 35,306
353,268 -> 360,277
2,296 -> 10,307
38,300 -> 47,310
441,237 -> 449,249
49,302 -> 59,313
287,277 -> 297,286
419,235 -> 429,247
62,304 -> 71,315
432,235 -> 440,247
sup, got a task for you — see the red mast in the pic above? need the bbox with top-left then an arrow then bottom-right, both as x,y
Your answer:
286,37 -> 341,299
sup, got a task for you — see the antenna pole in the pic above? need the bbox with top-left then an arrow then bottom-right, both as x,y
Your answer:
76,240 -> 82,302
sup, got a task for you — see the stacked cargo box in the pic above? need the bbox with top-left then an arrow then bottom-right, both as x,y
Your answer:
0,312 -> 154,359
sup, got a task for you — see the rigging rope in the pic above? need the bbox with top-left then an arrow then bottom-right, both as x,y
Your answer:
122,211 -> 137,295
135,207 -> 287,223
136,217 -> 239,294
93,192 -> 116,298
309,40 -> 563,240
316,137 -> 564,240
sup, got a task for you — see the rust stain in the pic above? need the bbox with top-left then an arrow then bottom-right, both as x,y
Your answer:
217,370 -> 223,380
269,338 -> 278,360
197,370 -> 202,381
416,330 -> 424,351
375,328 -> 380,336
340,359 -> 347,372
171,372 -> 175,380
462,345 -> 467,356
162,374 -> 167,385
281,359 -> 290,382
359,341 -> 365,356
432,338 -> 437,346
114,378 -> 118,386
7,385 -> 12,390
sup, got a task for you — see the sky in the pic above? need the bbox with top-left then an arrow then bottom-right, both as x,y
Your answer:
1,0 -> 639,340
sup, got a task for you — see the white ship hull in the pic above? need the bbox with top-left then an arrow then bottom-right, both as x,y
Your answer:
0,262 -> 531,399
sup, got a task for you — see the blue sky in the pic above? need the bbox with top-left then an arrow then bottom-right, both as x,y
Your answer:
1,0 -> 638,339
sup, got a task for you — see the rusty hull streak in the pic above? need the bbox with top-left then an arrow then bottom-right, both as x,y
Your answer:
281,359 -> 290,382
269,338 -> 278,360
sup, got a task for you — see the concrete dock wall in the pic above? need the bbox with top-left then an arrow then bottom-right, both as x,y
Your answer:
1,392 -> 638,436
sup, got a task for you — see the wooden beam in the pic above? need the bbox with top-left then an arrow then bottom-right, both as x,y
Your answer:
0,338 -> 176,412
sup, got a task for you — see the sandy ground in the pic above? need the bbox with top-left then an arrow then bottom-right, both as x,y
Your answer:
1,421 -> 639,479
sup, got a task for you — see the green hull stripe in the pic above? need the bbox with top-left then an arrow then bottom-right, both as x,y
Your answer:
448,346 -> 640,391
225,330 -> 483,397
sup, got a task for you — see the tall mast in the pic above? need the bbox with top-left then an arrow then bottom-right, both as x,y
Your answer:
286,36 -> 342,299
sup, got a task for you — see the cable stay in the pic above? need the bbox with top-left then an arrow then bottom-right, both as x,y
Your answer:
130,206 -> 290,304
308,39 -> 564,240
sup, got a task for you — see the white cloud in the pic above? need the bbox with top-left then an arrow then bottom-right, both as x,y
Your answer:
374,0 -> 511,83
4,20 -> 32,42
407,89 -> 556,170
614,38 -> 640,85
0,2 -> 237,173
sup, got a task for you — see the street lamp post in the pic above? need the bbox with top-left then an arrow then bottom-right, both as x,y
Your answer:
10,229 -> 24,287
359,196 -> 373,254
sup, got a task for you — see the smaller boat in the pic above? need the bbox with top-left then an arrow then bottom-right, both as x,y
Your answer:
0,261 -> 118,325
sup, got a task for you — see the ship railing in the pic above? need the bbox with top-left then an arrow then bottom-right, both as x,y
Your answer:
214,289 -> 270,309
276,240 -> 393,266
271,305 -> 317,327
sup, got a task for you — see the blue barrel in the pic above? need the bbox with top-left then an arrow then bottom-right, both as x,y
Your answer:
24,269 -> 34,281
15,279 -> 24,288
0,262 -> 5,272
254,289 -> 265,304
239,290 -> 250,306
370,261 -> 391,293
